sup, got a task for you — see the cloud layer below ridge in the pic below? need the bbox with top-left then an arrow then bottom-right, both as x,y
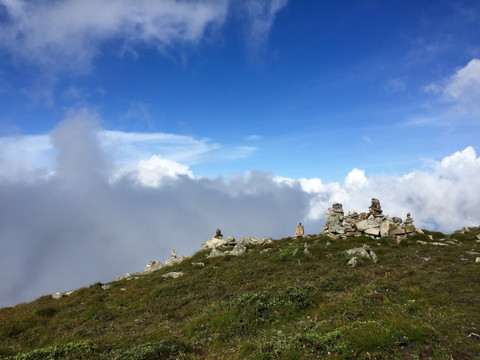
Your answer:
0,112 -> 479,308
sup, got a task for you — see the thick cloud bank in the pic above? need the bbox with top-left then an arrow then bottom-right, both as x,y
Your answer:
1,115 -> 479,308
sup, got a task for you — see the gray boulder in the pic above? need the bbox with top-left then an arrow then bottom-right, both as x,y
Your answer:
144,260 -> 163,273
347,257 -> 358,267
345,245 -> 377,263
355,219 -> 379,232
165,255 -> 185,267
201,237 -> 228,250
207,248 -> 226,258
230,243 -> 247,256
52,292 -> 63,300
161,272 -> 185,279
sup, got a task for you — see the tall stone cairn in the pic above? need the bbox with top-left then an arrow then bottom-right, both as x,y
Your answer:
369,198 -> 383,221
323,203 -> 345,237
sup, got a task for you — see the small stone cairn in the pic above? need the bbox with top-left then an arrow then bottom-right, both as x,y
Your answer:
295,222 -> 304,239
323,198 -> 416,239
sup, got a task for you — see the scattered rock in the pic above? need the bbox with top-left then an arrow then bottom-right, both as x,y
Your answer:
201,237 -> 228,250
347,257 -> 358,267
476,257 -> 480,264
101,284 -> 111,290
207,248 -> 226,258
431,242 -> 449,246
191,262 -> 205,267
260,248 -> 273,254
162,272 -> 185,279
165,249 -> 186,266
466,251 -> 480,255
345,245 -> 377,263
417,240 -> 428,245
259,237 -> 274,245
144,260 -> 163,273
303,243 -> 311,256
230,243 -> 246,256
52,292 -> 63,300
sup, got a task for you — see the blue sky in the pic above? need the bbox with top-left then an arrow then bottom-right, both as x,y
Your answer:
1,0 -> 479,180
1,0 -> 480,307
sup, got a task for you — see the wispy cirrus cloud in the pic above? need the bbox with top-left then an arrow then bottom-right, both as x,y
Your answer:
0,0 -> 229,73
241,0 -> 288,54
0,0 -> 288,73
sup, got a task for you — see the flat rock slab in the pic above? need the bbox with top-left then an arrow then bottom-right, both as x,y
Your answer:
355,219 -> 379,232
364,227 -> 380,236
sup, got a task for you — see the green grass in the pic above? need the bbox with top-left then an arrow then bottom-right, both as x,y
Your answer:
1,229 -> 480,359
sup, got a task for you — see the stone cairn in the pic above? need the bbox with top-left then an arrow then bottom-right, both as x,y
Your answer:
323,198 -> 416,239
295,222 -> 304,239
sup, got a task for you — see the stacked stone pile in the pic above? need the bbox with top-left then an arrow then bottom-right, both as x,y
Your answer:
201,235 -> 273,258
323,198 -> 417,239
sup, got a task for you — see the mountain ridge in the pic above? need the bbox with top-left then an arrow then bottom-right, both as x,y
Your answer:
1,227 -> 480,359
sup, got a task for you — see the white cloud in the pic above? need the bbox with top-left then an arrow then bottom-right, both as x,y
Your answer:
112,155 -> 194,187
384,77 -> 407,93
242,0 -> 288,54
425,58 -> 480,114
344,168 -> 368,189
0,0 -> 229,72
0,0 -> 288,73
1,112 -> 479,309
0,134 -> 53,182
245,134 -> 263,141
279,148 -> 480,232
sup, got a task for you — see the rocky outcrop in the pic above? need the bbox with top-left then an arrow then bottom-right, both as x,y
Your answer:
144,260 -> 163,273
165,249 -> 187,266
323,198 -> 416,239
201,235 -> 273,250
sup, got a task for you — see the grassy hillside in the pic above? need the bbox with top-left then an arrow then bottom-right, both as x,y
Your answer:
1,229 -> 480,359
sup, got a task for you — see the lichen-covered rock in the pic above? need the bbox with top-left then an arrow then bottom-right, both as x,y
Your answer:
201,237 -> 227,250
207,248 -> 226,258
345,245 -> 377,263
144,260 -> 163,273
347,257 -> 358,267
161,272 -> 184,279
165,255 -> 185,267
230,243 -> 246,256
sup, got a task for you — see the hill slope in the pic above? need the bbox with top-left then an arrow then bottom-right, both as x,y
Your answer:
1,229 -> 480,359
